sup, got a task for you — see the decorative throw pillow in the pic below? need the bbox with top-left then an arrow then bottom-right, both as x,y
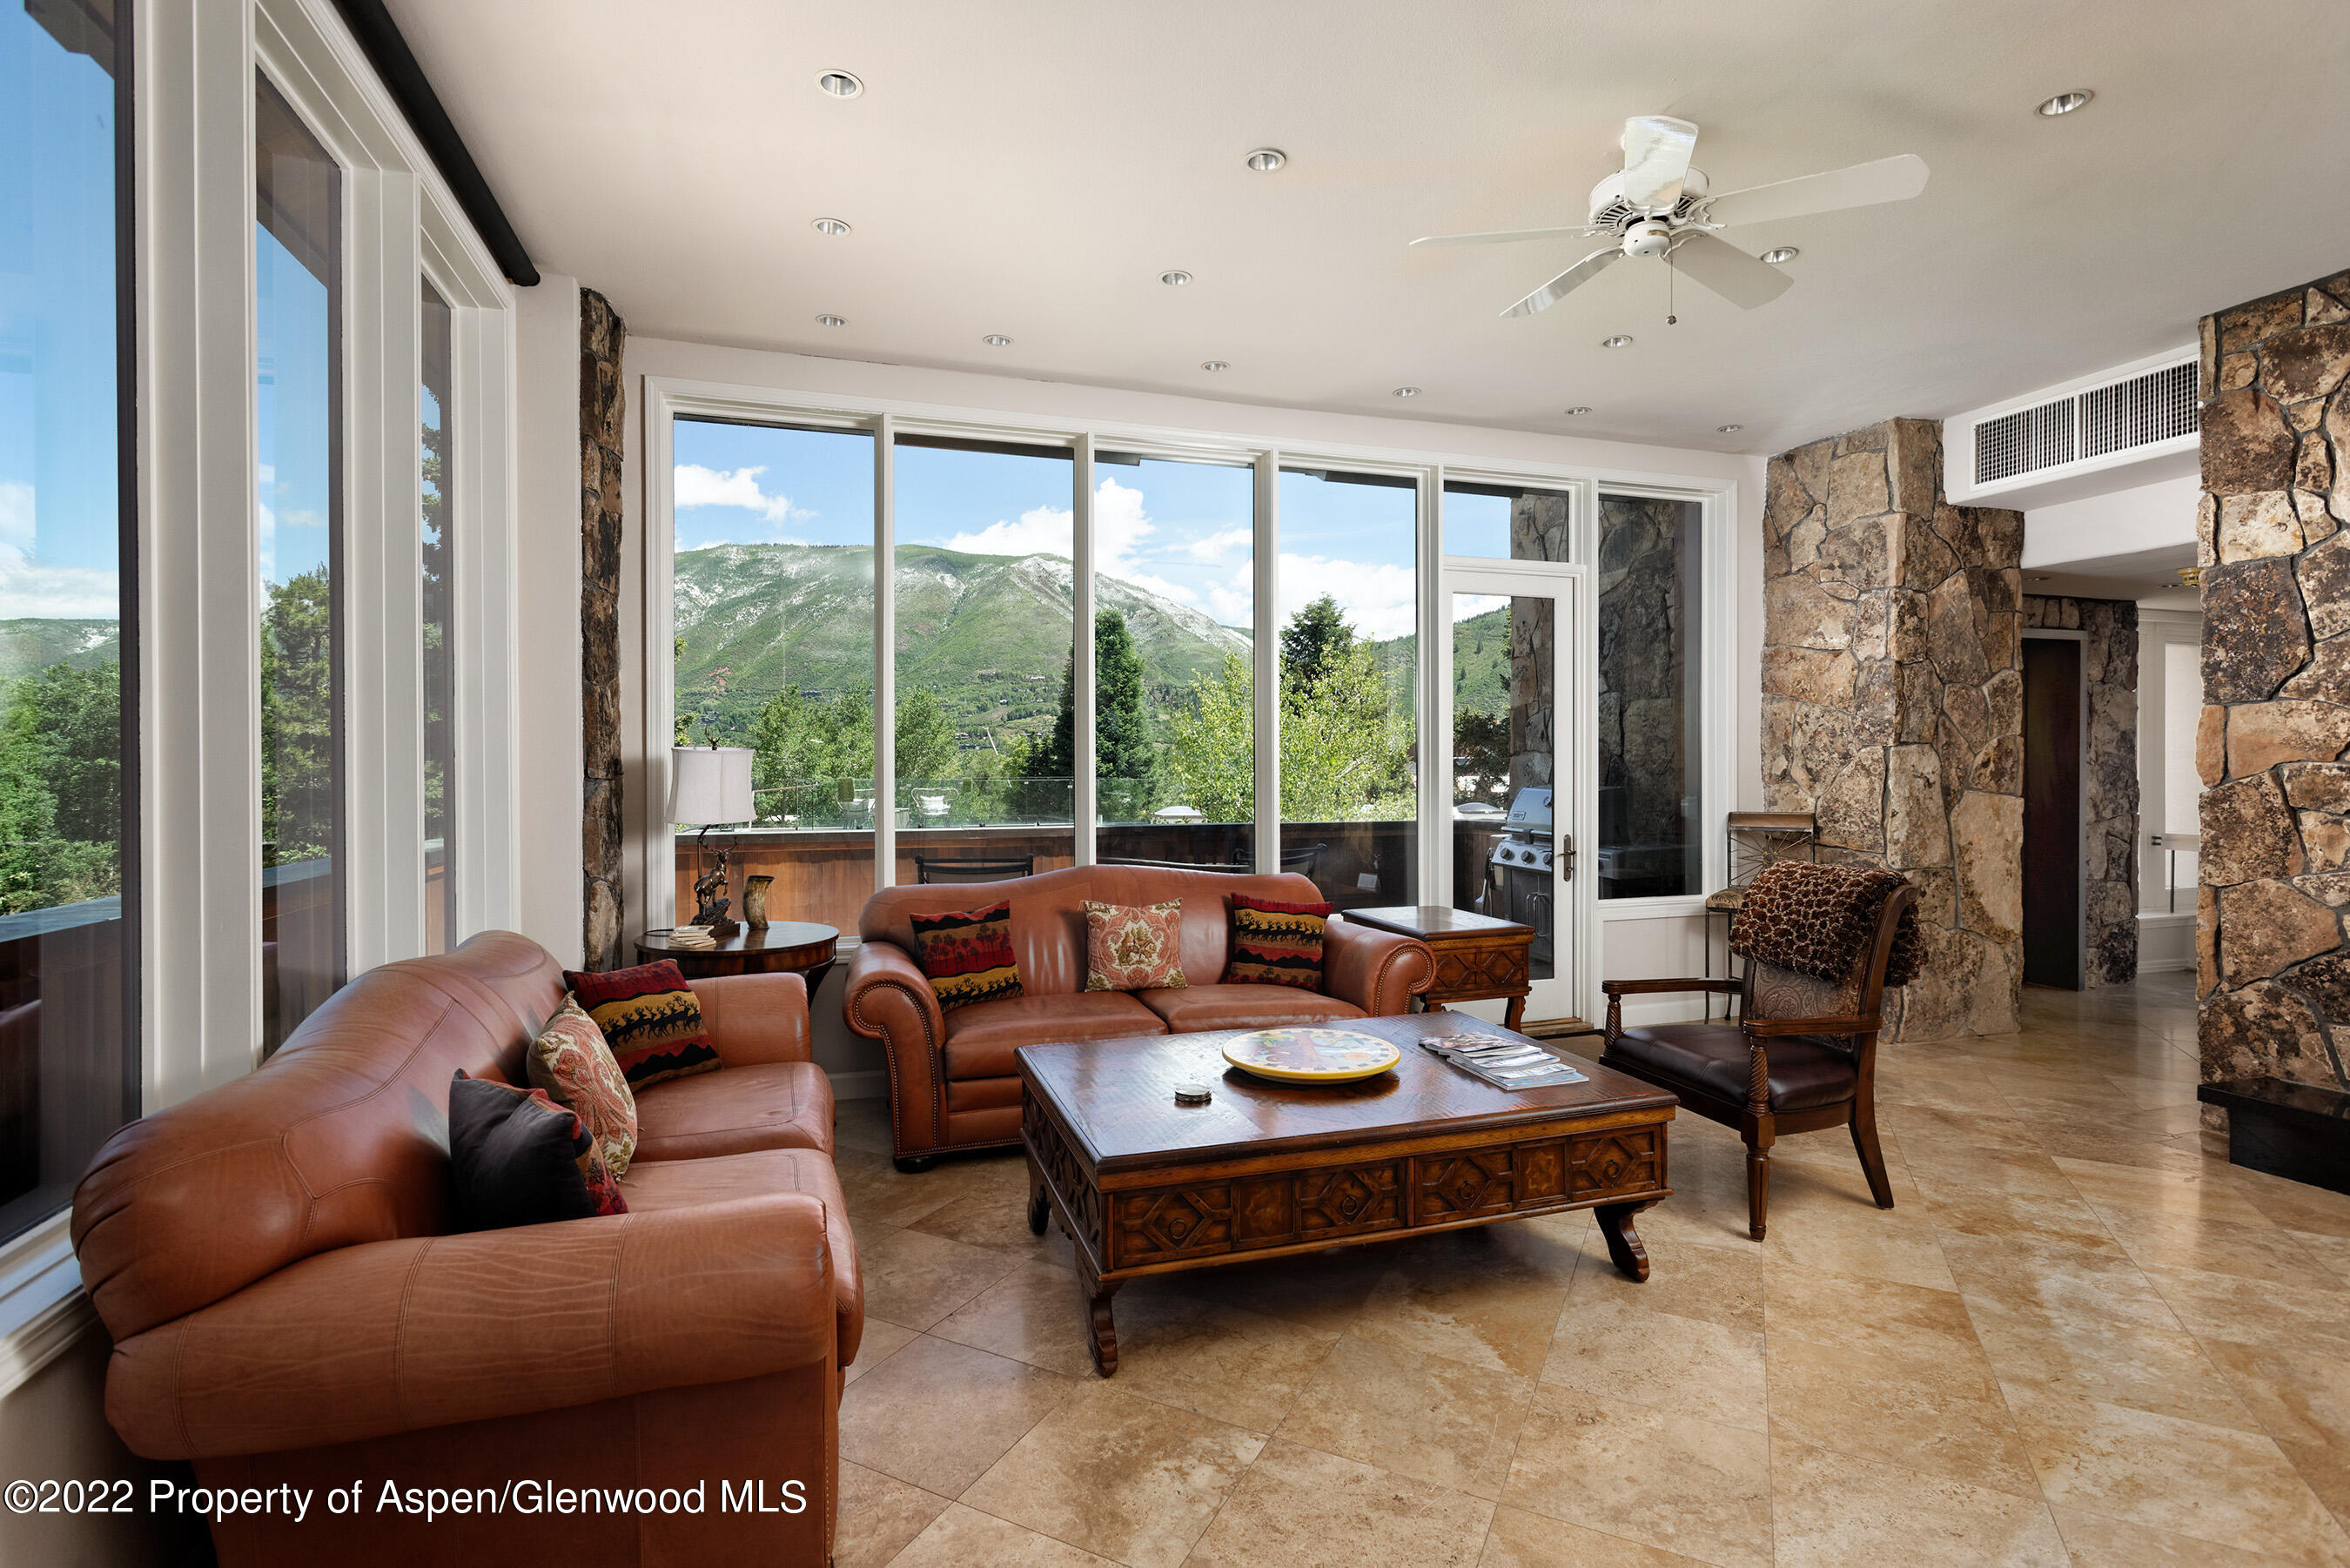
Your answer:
1224,895 -> 1334,991
447,1070 -> 628,1232
1084,900 -> 1186,993
562,959 -> 722,1089
907,901 -> 1023,1010
527,994 -> 639,1176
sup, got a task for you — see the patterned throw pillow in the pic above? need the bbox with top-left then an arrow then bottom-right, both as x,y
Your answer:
1084,900 -> 1187,992
562,959 -> 722,1089
1224,895 -> 1334,991
908,901 -> 1023,1011
527,994 -> 639,1176
446,1070 -> 628,1232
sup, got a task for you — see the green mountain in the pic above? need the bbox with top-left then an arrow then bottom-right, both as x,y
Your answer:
673,543 -> 1251,746
0,620 -> 119,684
1361,606 -> 1507,731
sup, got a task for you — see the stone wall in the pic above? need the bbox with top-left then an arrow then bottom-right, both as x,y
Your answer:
2022,595 -> 2140,985
1760,418 -> 2025,1039
581,290 -> 626,972
2197,267 -> 2350,1097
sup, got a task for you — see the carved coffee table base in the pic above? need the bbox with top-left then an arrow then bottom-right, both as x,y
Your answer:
1018,1021 -> 1673,1378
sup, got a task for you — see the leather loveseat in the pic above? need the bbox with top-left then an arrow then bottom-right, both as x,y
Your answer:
844,866 -> 1434,1169
70,931 -> 857,1568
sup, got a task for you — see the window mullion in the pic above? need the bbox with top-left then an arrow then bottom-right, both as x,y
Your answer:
1252,452 -> 1279,872
1072,434 -> 1097,865
873,413 -> 895,890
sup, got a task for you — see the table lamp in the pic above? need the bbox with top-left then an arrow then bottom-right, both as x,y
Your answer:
670,745 -> 755,935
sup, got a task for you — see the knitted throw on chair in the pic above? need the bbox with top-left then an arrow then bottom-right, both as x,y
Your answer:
1729,861 -> 1924,990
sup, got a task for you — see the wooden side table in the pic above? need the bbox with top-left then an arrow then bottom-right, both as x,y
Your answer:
1343,905 -> 1534,1030
635,921 -> 841,996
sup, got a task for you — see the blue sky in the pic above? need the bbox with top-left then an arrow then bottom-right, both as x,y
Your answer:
675,418 -> 1427,640
0,8 -> 120,619
257,224 -> 335,590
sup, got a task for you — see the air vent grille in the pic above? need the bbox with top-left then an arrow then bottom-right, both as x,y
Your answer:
1971,358 -> 2199,487
2080,360 -> 2199,459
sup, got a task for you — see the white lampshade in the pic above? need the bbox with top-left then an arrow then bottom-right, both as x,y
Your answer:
669,746 -> 755,826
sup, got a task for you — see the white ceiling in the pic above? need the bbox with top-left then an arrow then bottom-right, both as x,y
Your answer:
388,0 -> 2350,457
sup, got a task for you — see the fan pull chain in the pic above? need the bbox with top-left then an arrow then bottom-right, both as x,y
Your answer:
1667,255 -> 1677,325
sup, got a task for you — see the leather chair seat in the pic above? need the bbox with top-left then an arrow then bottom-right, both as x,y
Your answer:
1137,983 -> 1367,1033
1608,1023 -> 1857,1112
942,991 -> 1165,1081
632,1059 -> 835,1163
620,1145 -> 864,1366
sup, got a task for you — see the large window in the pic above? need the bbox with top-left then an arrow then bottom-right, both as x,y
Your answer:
420,280 -> 454,952
255,75 -> 343,1050
891,435 -> 1076,881
0,0 -> 135,1241
1596,493 -> 1703,898
1095,452 -> 1254,870
1276,468 -> 1418,905
670,417 -> 875,933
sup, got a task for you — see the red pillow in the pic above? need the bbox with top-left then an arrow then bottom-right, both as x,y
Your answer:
907,901 -> 1024,1010
1223,895 -> 1334,991
562,959 -> 721,1089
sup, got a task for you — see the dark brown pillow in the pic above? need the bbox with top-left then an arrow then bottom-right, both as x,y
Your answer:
447,1070 -> 628,1232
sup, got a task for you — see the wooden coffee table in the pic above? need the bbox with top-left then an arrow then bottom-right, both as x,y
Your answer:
1018,1013 -> 1676,1376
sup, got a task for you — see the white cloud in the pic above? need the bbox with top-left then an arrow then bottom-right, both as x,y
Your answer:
1279,553 -> 1419,641
1109,570 -> 1199,606
674,463 -> 804,524
1205,578 -> 1253,627
1182,526 -> 1249,563
0,483 -> 115,617
942,502 -> 1075,558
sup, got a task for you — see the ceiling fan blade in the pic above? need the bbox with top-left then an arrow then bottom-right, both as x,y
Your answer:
1409,224 -> 1602,248
1620,115 -> 1700,211
1501,246 -> 1622,318
1668,231 -> 1794,310
1700,152 -> 1930,229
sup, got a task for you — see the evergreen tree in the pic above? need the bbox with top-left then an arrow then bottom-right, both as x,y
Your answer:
1280,593 -> 1354,694
1094,609 -> 1160,818
262,567 -> 335,865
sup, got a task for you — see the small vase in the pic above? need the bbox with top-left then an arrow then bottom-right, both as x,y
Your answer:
743,874 -> 775,928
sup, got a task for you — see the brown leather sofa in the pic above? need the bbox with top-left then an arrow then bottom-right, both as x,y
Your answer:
844,866 -> 1434,1169
70,932 -> 857,1568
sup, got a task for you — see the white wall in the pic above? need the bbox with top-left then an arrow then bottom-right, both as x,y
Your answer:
2138,607 -> 2204,971
2022,472 -> 2200,571
588,336 -> 1767,1056
513,275 -> 587,966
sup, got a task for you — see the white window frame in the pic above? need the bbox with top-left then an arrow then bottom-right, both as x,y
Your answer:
0,0 -> 526,1396
638,377 -> 1736,1027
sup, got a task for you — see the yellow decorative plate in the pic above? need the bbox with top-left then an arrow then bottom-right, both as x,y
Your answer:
1221,1028 -> 1401,1083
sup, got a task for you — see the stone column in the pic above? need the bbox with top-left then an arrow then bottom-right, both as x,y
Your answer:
581,289 -> 627,972
1760,419 -> 2024,1038
2196,269 -> 2350,1097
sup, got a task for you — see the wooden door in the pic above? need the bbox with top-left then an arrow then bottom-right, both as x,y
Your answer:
2022,638 -> 2083,989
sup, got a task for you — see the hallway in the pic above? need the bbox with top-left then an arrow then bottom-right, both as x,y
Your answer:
824,973 -> 2350,1566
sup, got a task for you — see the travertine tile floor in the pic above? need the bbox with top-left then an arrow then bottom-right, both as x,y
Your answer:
829,974 -> 2350,1567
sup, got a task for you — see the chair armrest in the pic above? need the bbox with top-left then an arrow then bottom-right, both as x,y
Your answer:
1742,1015 -> 1881,1038
104,1194 -> 836,1461
843,940 -> 944,1045
1601,977 -> 1743,997
1324,921 -> 1434,1015
691,970 -> 810,1065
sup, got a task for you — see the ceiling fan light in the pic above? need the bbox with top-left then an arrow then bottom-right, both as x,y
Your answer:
1601,335 -> 1635,349
816,70 -> 863,98
1160,270 -> 1193,286
810,217 -> 851,237
1760,247 -> 1800,265
2037,90 -> 2094,117
1246,148 -> 1286,172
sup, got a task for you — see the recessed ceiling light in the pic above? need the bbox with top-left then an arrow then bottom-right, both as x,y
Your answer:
1393,386 -> 1420,398
1160,270 -> 1193,286
816,70 -> 864,98
983,333 -> 1012,346
1201,360 -> 1228,372
1246,148 -> 1287,172
1601,335 -> 1634,349
810,217 -> 851,237
1717,424 -> 1743,433
1564,406 -> 1594,416
1760,247 -> 1800,265
2037,89 -> 2094,117
816,313 -> 847,327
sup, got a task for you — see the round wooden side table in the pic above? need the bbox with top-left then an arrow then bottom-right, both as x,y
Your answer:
636,921 -> 841,996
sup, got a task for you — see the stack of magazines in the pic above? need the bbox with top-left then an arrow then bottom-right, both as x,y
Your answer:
1418,1035 -> 1588,1090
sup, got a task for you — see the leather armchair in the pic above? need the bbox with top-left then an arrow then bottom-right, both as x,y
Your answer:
845,866 -> 1433,1169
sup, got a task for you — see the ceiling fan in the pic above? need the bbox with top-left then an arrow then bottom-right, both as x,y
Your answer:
1411,117 -> 1929,318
